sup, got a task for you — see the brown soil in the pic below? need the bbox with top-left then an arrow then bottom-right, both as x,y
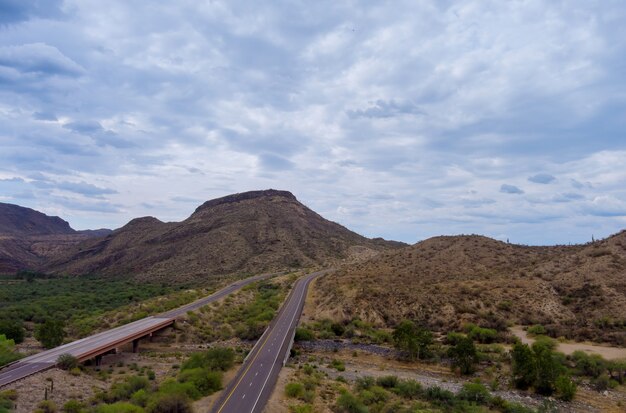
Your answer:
511,326 -> 626,360
315,232 -> 626,345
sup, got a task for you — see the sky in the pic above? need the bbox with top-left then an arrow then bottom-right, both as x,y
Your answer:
0,0 -> 625,245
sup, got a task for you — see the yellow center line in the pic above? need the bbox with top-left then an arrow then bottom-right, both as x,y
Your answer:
215,286 -> 298,413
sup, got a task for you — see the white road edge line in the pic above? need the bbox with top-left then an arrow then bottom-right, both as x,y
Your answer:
249,276 -> 308,413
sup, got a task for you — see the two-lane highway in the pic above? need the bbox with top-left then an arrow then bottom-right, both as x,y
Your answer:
211,269 -> 330,413
0,272 -> 273,388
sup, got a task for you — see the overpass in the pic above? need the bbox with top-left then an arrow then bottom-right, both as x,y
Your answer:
0,273 -> 273,388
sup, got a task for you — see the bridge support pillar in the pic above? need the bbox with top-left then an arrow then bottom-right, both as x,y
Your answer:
95,355 -> 102,366
132,339 -> 139,353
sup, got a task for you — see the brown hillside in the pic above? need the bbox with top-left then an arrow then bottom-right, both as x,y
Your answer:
46,190 -> 404,280
0,203 -> 112,274
314,233 -> 626,345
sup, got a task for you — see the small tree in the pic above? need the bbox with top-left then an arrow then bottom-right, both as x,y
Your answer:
0,319 -> 25,344
393,320 -> 433,360
511,342 -> 536,390
57,354 -> 79,371
35,320 -> 65,349
448,336 -> 478,375
555,375 -> 577,401
533,340 -> 565,395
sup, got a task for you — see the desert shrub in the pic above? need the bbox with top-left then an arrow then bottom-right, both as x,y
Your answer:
570,351 -> 605,378
0,334 -> 21,367
527,325 -> 546,336
146,392 -> 192,413
294,328 -> 315,342
35,400 -> 58,413
177,368 -> 222,396
289,404 -> 313,413
0,319 -> 25,344
181,347 -> 234,371
157,379 -> 200,400
329,359 -> 345,371
96,402 -> 143,413
57,353 -> 79,370
285,382 -> 305,398
465,324 -> 498,343
35,319 -> 65,349
335,392 -> 368,413
105,375 -> 150,402
376,375 -> 398,389
458,382 -> 490,403
62,399 -> 85,413
355,376 -> 376,390
392,379 -> 422,399
359,385 -> 388,405
131,389 -> 150,407
424,386 -> 455,405
555,375 -> 577,401
511,342 -> 536,390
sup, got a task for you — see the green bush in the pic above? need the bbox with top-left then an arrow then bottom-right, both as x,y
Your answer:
465,324 -> 498,343
157,379 -> 201,401
448,336 -> 478,375
294,327 -> 315,342
181,348 -> 234,371
285,382 -> 305,398
178,368 -> 222,396
359,385 -> 388,405
555,375 -> 577,401
527,325 -> 546,336
0,319 -> 25,344
392,379 -> 422,399
62,399 -> 85,413
571,351 -> 605,378
96,402 -> 144,413
376,375 -> 398,389
424,386 -> 455,405
35,319 -> 65,349
458,382 -> 490,403
0,334 -> 21,367
335,392 -> 368,413
57,353 -> 79,370
393,320 -> 433,360
146,393 -> 192,413
35,400 -> 58,413
330,359 -> 345,371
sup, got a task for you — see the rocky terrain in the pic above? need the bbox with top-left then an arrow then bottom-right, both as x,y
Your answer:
45,190 -> 403,281
314,232 -> 626,344
0,203 -> 111,274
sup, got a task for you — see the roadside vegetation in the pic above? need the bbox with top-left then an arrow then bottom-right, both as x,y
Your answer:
0,272 -> 239,357
178,276 -> 294,343
293,316 -> 626,409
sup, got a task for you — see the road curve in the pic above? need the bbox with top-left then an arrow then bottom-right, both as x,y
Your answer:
0,272 -> 273,388
210,269 -> 330,413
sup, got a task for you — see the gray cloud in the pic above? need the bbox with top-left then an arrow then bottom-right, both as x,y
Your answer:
0,0 -> 64,25
528,173 -> 556,184
0,43 -> 84,76
57,181 -> 117,197
347,99 -> 424,119
500,184 -> 524,194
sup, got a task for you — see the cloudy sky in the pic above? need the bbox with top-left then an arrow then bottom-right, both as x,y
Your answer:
1,0 -> 625,245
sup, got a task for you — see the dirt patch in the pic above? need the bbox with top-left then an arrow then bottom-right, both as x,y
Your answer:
511,326 -> 626,360
4,368 -> 107,413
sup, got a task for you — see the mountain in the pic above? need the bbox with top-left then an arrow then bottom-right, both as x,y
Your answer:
313,233 -> 626,345
0,202 -> 75,236
46,190 -> 404,280
0,203 -> 111,274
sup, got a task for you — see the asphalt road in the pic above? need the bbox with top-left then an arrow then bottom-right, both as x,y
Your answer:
0,272 -> 274,388
210,269 -> 330,413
